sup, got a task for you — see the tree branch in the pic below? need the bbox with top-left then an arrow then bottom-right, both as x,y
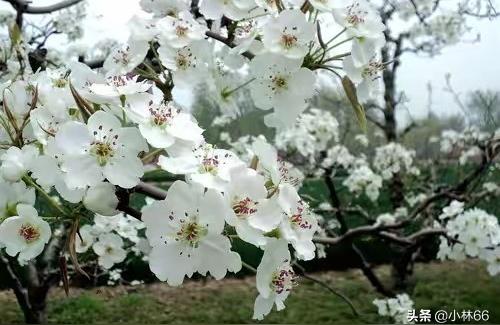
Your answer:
134,182 -> 167,200
3,0 -> 83,14
0,253 -> 34,320
205,31 -> 254,60
351,244 -> 394,297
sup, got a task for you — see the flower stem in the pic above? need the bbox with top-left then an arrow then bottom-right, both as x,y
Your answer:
23,176 -> 67,217
241,261 -> 257,273
222,78 -> 256,98
141,148 -> 165,163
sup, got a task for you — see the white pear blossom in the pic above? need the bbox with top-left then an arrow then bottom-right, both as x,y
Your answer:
125,92 -> 204,149
350,36 -> 385,67
2,80 -> 33,120
142,181 -> 242,285
0,205 -> 51,263
373,143 -> 419,180
438,200 -> 464,220
0,145 -> 38,182
55,110 -> 147,189
223,165 -> 282,246
373,293 -> 414,324
33,67 -> 75,114
159,143 -> 244,190
87,75 -> 152,105
342,165 -> 382,202
140,0 -> 189,17
262,10 -> 315,59
116,214 -> 145,244
29,139 -> 86,201
376,208 -> 407,226
275,108 -> 339,164
483,182 -> 499,194
103,40 -> 149,76
93,214 -> 122,234
29,105 -> 70,145
199,0 -> 255,20
483,247 -> 500,276
128,15 -> 159,42
93,233 -> 127,269
68,61 -> 106,95
249,54 -> 315,127
0,181 -> 35,220
157,11 -> 207,49
277,184 -> 318,260
157,40 -> 211,88
83,182 -> 119,216
343,55 -> 384,102
438,208 -> 500,260
251,137 -> 304,189
253,239 -> 296,320
332,0 -> 385,39
75,224 -> 95,253
321,145 -> 357,170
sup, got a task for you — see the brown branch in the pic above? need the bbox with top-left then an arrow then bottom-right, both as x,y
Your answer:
323,172 -> 347,233
322,170 -> 394,297
205,31 -> 254,60
377,228 -> 448,246
0,253 -> 34,321
351,244 -> 394,297
134,182 -> 167,200
3,0 -> 83,14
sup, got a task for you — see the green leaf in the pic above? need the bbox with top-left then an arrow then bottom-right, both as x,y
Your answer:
342,76 -> 367,132
9,23 -> 21,45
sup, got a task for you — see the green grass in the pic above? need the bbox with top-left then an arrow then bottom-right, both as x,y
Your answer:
0,261 -> 499,323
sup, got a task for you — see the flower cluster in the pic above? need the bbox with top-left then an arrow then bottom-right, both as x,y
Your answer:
440,127 -> 490,165
342,165 -> 383,202
275,108 -> 339,165
437,208 -> 500,276
373,293 -> 415,324
76,213 -> 149,270
373,142 -> 419,180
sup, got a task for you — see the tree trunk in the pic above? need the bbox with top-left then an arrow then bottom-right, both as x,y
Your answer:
0,255 -> 49,323
380,37 -> 416,291
24,303 -> 48,324
390,246 -> 419,293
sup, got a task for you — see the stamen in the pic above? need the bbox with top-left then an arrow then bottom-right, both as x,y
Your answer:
19,224 -> 40,243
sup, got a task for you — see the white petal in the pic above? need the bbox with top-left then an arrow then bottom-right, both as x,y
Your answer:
104,156 -> 143,188
87,110 -> 122,135
199,189 -> 226,234
83,182 -> 119,216
158,154 -> 200,175
253,294 -> 275,320
55,121 -> 92,156
62,155 -> 103,189
148,242 -> 195,285
196,234 -> 242,279
249,198 -> 282,232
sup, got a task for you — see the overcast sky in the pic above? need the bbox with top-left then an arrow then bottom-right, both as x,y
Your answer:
2,0 -> 500,125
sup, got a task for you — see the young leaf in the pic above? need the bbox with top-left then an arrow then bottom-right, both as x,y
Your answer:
342,76 -> 367,132
9,23 -> 22,46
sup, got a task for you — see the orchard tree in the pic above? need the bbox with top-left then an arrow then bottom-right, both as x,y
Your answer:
366,0 -> 499,142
